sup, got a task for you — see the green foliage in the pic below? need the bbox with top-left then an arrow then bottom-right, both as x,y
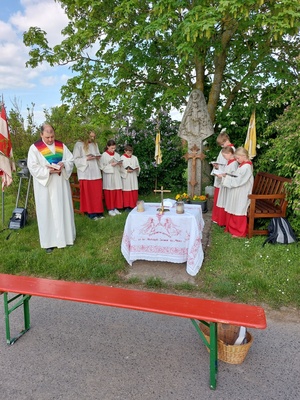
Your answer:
23,0 -> 300,126
115,112 -> 186,193
255,85 -> 300,233
8,102 -> 40,162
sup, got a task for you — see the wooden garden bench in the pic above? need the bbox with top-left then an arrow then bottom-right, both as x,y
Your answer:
248,172 -> 292,238
0,273 -> 267,390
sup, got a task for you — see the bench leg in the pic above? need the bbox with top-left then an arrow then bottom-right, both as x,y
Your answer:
191,319 -> 218,390
209,322 -> 218,389
248,216 -> 254,238
3,292 -> 31,345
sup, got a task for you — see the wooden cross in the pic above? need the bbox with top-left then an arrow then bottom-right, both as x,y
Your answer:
153,186 -> 171,214
183,144 -> 206,198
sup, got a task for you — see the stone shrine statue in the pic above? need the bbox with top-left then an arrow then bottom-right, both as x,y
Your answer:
178,89 -> 214,196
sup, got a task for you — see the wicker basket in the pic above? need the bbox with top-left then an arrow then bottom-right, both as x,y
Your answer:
199,322 -> 254,365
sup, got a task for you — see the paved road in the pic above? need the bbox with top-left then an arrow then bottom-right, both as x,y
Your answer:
0,296 -> 299,400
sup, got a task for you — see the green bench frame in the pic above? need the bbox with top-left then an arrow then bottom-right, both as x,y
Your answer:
0,273 -> 267,390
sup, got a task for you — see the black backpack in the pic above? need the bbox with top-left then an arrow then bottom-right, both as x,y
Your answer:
262,217 -> 297,247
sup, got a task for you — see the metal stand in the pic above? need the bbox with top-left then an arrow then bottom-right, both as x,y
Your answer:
9,159 -> 32,230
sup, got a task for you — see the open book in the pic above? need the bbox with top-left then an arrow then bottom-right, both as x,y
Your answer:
209,161 -> 226,166
125,166 -> 138,171
47,163 -> 61,170
87,153 -> 101,157
111,158 -> 123,165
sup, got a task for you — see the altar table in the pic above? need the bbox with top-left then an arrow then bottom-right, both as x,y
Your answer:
121,203 -> 205,276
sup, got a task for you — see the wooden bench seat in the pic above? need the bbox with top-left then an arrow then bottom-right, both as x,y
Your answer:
248,172 -> 292,238
0,273 -> 267,390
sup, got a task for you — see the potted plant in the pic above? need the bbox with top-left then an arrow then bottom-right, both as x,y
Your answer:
190,194 -> 208,213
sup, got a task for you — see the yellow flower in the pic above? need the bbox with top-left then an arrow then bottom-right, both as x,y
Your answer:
175,193 -> 191,202
192,195 -> 207,201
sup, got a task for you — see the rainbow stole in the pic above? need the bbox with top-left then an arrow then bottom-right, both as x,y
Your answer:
34,140 -> 64,164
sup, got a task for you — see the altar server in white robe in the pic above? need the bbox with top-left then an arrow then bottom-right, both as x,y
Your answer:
222,147 -> 253,238
100,139 -> 124,216
73,131 -> 104,220
27,123 -> 76,253
211,132 -> 235,225
120,144 -> 140,210
216,146 -> 238,226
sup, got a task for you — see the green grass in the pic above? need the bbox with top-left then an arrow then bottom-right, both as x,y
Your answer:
0,187 -> 299,310
196,224 -> 300,308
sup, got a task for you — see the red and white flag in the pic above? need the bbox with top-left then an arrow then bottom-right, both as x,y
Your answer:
0,105 -> 14,190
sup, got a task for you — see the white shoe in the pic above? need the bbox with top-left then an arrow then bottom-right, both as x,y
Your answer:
114,209 -> 121,215
108,210 -> 116,216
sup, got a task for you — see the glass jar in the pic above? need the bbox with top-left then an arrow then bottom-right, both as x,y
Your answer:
176,201 -> 184,214
136,200 -> 145,212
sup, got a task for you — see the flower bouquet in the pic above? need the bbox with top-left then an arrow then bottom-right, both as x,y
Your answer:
175,192 -> 191,203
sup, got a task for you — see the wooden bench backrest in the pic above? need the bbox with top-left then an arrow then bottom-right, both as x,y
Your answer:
252,172 -> 291,207
252,172 -> 291,195
248,172 -> 292,237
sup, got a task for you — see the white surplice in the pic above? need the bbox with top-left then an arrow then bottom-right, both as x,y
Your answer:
73,141 -> 102,180
27,141 -> 76,249
212,150 -> 227,189
222,163 -> 254,216
216,159 -> 238,208
120,154 -> 140,191
99,151 -> 124,190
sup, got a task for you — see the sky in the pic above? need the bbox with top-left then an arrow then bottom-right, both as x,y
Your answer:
0,0 -> 72,125
0,0 -> 182,127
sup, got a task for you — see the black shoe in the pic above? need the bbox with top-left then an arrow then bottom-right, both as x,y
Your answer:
46,247 -> 54,254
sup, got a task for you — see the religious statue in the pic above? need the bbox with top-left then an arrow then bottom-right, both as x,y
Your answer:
179,89 -> 214,144
178,89 -> 214,196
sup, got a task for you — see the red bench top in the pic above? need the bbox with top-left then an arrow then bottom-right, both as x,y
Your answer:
0,274 -> 266,329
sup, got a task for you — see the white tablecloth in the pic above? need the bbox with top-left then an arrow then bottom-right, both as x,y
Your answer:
121,203 -> 205,276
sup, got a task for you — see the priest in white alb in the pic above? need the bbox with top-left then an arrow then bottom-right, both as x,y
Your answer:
27,123 -> 76,253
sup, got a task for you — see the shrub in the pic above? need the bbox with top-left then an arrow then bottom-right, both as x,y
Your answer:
115,111 -> 186,194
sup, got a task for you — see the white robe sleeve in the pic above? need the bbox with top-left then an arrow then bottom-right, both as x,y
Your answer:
61,144 -> 74,179
27,144 -> 51,187
73,141 -> 88,172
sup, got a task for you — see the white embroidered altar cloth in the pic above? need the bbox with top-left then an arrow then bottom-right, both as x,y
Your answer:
121,203 -> 205,276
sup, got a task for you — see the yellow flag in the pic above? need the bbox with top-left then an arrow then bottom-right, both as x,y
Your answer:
154,132 -> 162,165
244,110 -> 256,159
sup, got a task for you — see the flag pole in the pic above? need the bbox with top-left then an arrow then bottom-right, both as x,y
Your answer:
1,190 -> 4,226
0,98 -> 3,226
154,118 -> 162,192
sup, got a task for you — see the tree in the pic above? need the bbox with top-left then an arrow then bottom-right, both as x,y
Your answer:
8,100 -> 40,162
23,0 -> 300,127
